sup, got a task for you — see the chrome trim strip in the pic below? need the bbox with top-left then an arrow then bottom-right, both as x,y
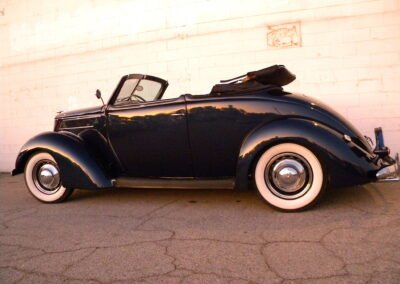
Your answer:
378,177 -> 400,182
59,125 -> 94,130
114,178 -> 235,190
343,135 -> 375,160
60,114 -> 101,121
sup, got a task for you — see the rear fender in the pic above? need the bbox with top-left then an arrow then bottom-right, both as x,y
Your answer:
13,131 -> 113,189
235,118 -> 380,191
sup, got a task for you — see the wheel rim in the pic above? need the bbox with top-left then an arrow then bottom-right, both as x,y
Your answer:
264,153 -> 313,200
32,160 -> 61,194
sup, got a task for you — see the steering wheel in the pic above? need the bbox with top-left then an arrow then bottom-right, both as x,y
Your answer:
131,94 -> 146,102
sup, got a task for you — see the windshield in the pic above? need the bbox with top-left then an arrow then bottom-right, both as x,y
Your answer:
114,78 -> 162,105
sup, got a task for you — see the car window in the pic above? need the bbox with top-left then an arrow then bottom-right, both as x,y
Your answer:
133,79 -> 162,102
114,78 -> 162,105
114,79 -> 139,105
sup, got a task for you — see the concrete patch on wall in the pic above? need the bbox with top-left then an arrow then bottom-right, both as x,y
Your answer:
267,22 -> 301,48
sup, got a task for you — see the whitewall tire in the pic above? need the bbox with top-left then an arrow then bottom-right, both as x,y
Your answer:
254,143 -> 325,211
24,152 -> 73,203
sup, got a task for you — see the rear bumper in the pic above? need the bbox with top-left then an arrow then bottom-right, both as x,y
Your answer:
370,127 -> 400,182
376,153 -> 400,182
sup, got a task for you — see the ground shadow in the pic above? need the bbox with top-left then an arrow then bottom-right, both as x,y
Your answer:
69,182 -> 382,212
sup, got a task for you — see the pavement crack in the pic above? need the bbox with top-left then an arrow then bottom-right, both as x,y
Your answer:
2,174 -> 400,283
172,237 -> 262,246
259,244 -> 283,281
134,198 -> 181,229
0,208 -> 38,230
61,247 -> 97,274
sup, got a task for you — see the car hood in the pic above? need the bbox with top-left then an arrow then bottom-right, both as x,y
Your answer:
56,106 -> 103,119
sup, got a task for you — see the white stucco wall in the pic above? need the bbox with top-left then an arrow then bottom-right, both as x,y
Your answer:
1,0 -> 399,172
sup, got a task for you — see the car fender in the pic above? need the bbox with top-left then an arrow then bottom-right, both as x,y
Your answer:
235,118 -> 379,191
12,131 -> 113,189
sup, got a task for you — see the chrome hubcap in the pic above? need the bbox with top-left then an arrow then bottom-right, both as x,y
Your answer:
272,159 -> 306,192
265,153 -> 313,200
38,164 -> 60,189
33,161 -> 61,193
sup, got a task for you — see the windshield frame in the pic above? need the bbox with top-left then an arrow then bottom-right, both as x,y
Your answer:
108,74 -> 169,107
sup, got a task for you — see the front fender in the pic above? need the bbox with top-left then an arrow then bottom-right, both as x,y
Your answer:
13,131 -> 113,189
235,118 -> 380,191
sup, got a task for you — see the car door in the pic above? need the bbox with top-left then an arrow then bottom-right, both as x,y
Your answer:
185,94 -> 267,178
106,75 -> 193,177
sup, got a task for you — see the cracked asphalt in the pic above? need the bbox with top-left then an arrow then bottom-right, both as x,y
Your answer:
1,173 -> 400,283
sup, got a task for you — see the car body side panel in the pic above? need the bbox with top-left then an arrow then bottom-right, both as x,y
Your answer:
41,88 -> 381,191
235,118 -> 380,191
13,131 -> 113,189
55,110 -> 122,176
186,92 -> 376,182
106,96 -> 193,177
185,94 -> 279,177
279,93 -> 373,153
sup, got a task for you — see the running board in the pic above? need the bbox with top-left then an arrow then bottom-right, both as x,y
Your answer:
113,177 -> 235,190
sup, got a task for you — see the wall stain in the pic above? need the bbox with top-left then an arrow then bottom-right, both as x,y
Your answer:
267,22 -> 301,48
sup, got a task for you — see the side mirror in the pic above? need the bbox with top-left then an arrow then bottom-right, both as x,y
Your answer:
95,89 -> 105,106
95,89 -> 102,99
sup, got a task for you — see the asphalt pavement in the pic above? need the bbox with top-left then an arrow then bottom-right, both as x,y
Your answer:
1,173 -> 400,283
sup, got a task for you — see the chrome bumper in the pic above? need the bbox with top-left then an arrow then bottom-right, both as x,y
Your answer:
376,153 -> 400,182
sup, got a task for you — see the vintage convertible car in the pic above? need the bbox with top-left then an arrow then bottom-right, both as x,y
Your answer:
12,65 -> 399,211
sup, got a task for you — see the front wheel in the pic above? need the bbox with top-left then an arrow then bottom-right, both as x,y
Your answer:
254,143 -> 326,211
24,152 -> 74,203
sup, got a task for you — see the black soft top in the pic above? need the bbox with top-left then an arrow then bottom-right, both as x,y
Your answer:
210,65 -> 295,96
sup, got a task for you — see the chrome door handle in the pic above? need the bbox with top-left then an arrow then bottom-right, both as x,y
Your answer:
171,113 -> 185,116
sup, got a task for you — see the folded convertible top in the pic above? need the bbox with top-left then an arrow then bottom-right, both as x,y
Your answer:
210,65 -> 295,96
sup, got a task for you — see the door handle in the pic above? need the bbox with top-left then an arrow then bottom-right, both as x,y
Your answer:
171,112 -> 185,117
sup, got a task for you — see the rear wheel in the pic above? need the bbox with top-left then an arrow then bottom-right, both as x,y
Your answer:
24,152 -> 73,203
254,143 -> 325,211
